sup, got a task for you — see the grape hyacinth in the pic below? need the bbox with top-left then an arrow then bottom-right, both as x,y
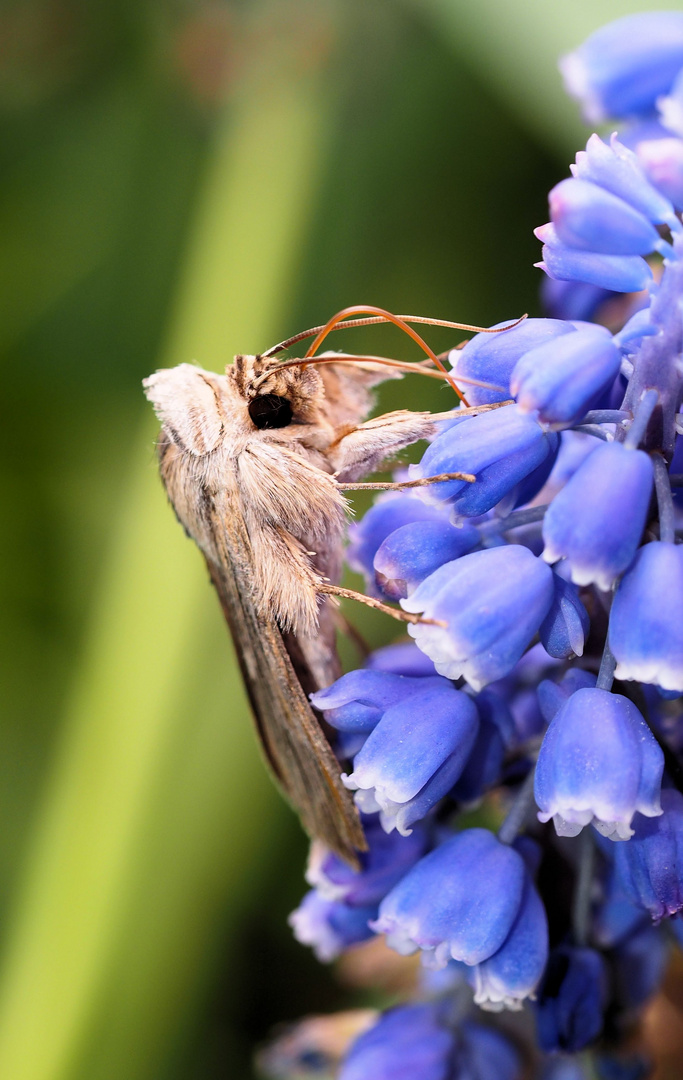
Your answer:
262,13 -> 683,1080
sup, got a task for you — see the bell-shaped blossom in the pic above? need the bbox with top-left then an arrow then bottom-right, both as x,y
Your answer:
511,436 -> 561,509
614,788 -> 683,921
537,668 -> 597,724
535,222 -> 653,292
451,689 -> 515,804
534,946 -> 607,1052
365,642 -> 437,678
535,687 -> 664,840
448,317 -> 575,406
637,136 -> 683,209
511,323 -> 622,429
306,816 -> 429,908
401,545 -> 555,690
538,574 -> 589,660
609,541 -> 683,692
372,828 -> 527,967
346,492 -> 446,595
410,404 -> 558,518
338,1003 -> 455,1080
559,12 -> 683,123
342,681 -> 479,835
542,441 -> 654,591
289,890 -> 377,962
572,133 -> 678,228
454,1022 -> 521,1080
549,178 -> 668,256
469,876 -> 549,1011
311,669 -> 448,733
373,519 -> 479,600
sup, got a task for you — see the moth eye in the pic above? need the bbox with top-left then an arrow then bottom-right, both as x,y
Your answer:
248,393 -> 293,430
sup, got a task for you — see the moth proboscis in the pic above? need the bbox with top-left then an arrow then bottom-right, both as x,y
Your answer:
143,305 -> 521,866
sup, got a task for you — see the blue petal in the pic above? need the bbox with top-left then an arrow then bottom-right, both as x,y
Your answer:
542,441 -> 654,590
346,493 -> 447,595
470,877 -> 549,1010
311,669 -> 450,733
373,519 -> 479,600
550,178 -> 664,256
339,1003 -> 455,1080
610,541 -> 683,691
538,574 -> 590,659
572,134 -> 677,227
536,223 -> 653,292
614,788 -> 683,920
560,12 -> 683,122
535,946 -> 606,1052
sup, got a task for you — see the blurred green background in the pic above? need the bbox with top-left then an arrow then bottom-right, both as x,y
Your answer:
0,1 -> 675,1078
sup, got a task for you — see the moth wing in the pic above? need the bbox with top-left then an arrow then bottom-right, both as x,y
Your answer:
207,487 -> 366,864
317,360 -> 403,428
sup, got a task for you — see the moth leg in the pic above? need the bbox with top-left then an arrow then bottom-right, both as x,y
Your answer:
328,409 -> 436,482
337,470 -> 474,491
318,583 -> 446,627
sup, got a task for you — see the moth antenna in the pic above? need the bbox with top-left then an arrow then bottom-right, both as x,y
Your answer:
337,471 -> 476,491
262,311 -> 527,358
253,352 -> 507,394
318,583 -> 446,627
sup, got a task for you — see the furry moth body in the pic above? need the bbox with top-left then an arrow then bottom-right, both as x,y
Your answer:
144,352 -> 436,864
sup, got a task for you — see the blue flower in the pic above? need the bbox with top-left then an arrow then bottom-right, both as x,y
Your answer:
373,519 -> 479,600
541,276 -> 617,322
342,681 -> 479,834
371,828 -> 528,968
534,946 -> 607,1051
572,134 -> 678,229
347,492 -> 447,596
401,545 -> 555,690
289,890 -> 377,961
510,323 -> 622,429
559,12 -> 683,123
542,441 -> 654,590
306,816 -> 428,908
535,687 -> 664,839
535,222 -> 653,292
538,573 -> 589,660
614,788 -> 683,921
449,317 -> 576,406
468,876 -> 549,1011
410,404 -> 558,518
609,541 -> 683,692
549,177 -> 669,257
338,1002 -> 455,1080
455,1021 -> 521,1079
310,669 -> 447,734
537,668 -> 597,724
611,922 -> 669,1011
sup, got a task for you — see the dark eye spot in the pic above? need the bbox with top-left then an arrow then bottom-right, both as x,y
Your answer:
248,394 -> 293,429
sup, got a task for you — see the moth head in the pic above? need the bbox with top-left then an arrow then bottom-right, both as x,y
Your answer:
230,354 -> 325,430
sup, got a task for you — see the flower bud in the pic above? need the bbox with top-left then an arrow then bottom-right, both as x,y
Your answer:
449,317 -> 575,406
614,788 -> 683,921
401,545 -> 555,690
637,136 -> 683,210
311,669 -> 448,733
609,541 -> 683,692
347,493 -> 446,595
365,642 -> 436,677
542,441 -> 654,591
538,574 -> 589,659
549,178 -> 666,256
572,133 -> 677,227
536,222 -> 653,292
559,12 -> 683,123
411,404 -> 557,518
535,687 -> 664,839
511,322 -> 621,428
373,519 -> 479,600
338,1003 -> 455,1080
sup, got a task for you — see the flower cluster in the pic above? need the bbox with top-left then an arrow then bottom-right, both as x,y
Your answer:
270,13 -> 683,1080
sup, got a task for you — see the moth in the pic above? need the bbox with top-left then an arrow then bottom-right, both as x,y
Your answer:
143,305 -> 514,865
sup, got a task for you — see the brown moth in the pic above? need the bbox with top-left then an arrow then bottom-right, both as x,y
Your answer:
143,306 -> 515,865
